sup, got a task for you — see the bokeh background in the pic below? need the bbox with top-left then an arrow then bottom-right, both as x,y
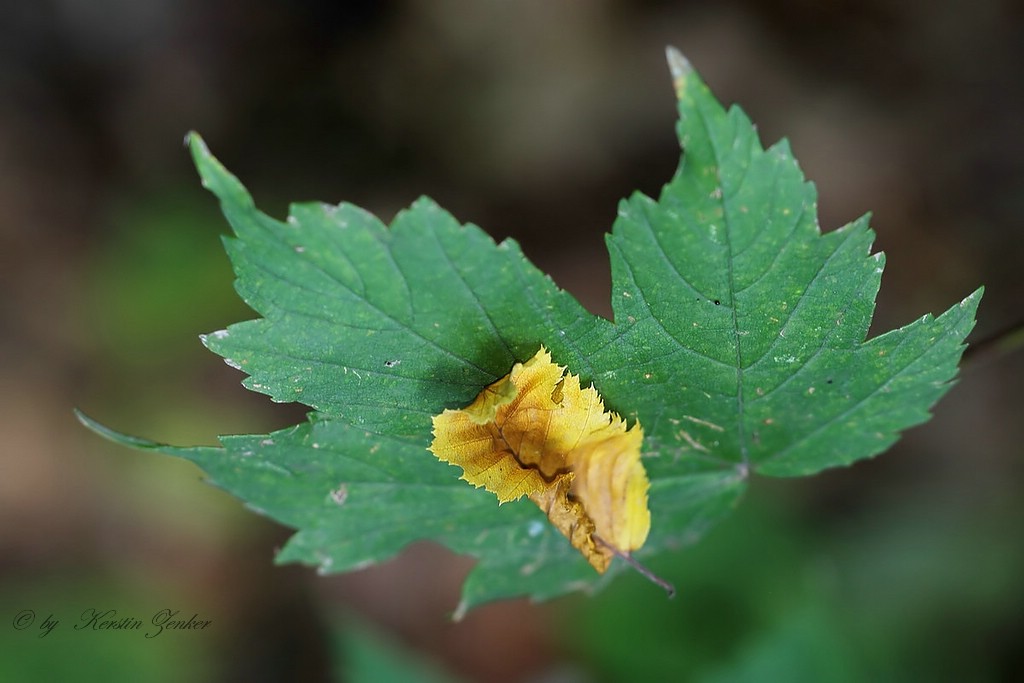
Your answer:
2,1 -> 1021,681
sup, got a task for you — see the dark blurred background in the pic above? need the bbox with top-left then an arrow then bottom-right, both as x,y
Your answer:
1,1 -> 1021,681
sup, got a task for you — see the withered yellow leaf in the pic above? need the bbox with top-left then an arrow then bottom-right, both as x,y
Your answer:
429,347 -> 650,573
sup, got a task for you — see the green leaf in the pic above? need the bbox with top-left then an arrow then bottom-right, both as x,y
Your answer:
83,48 -> 980,613
594,50 -> 981,478
193,141 -> 614,436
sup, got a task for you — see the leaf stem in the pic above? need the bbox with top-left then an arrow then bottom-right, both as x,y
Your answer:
962,317 -> 1024,366
594,535 -> 676,598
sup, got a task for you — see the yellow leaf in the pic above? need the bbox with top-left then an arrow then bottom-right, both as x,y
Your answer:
429,347 -> 650,573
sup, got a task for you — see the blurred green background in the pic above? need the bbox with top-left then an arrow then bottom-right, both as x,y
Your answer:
2,2 -> 1021,681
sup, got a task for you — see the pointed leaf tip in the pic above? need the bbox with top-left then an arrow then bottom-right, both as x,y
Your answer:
185,130 -> 207,155
665,46 -> 693,96
186,132 -> 254,209
74,409 -> 165,450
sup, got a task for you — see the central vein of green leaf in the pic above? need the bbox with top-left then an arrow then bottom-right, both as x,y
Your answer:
722,208 -> 749,466
702,108 -> 750,467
